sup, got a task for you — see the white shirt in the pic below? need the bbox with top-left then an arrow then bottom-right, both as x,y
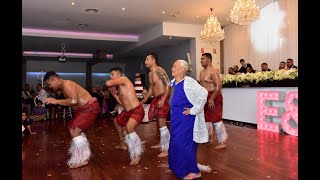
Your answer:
37,89 -> 48,103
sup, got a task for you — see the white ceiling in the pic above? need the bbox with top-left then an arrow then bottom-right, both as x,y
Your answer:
22,0 -> 273,58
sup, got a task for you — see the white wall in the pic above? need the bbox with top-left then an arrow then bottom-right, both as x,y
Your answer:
162,22 -> 221,80
223,0 -> 298,73
154,40 -> 191,80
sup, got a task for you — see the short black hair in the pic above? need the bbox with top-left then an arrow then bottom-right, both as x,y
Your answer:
202,53 -> 212,61
261,63 -> 268,65
110,67 -> 123,74
286,58 -> 293,62
146,52 -> 159,64
240,59 -> 245,63
44,71 -> 60,82
36,100 -> 42,104
246,63 -> 253,68
280,61 -> 285,64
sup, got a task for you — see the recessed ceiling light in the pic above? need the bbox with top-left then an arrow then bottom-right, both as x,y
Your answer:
78,24 -> 88,27
72,2 -> 75,5
196,16 -> 199,18
85,8 -> 98,13
162,11 -> 165,14
122,7 -> 125,11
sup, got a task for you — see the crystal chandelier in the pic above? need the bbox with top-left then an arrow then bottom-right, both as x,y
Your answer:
200,8 -> 225,46
230,0 -> 260,26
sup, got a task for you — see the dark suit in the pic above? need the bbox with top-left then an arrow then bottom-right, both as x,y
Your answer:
239,66 -> 247,73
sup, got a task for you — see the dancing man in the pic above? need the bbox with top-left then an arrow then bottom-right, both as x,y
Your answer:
106,67 -> 145,165
44,71 -> 100,168
141,52 -> 171,157
200,53 -> 228,149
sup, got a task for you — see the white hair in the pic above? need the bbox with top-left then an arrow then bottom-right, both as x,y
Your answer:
176,59 -> 189,72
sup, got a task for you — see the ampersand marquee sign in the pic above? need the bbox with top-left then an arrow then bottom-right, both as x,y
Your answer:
257,91 -> 298,136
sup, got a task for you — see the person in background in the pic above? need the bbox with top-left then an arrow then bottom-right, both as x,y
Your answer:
238,59 -> 247,74
22,84 -> 36,115
246,63 -> 256,73
233,65 -> 239,74
286,58 -> 298,70
228,67 -> 235,75
22,112 -> 36,135
36,83 -> 48,104
30,100 -> 46,121
261,63 -> 271,72
279,61 -> 286,70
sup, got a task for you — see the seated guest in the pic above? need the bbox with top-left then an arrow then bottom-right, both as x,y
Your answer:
286,58 -> 298,70
228,67 -> 235,75
22,112 -> 36,135
279,61 -> 286,70
233,65 -> 239,74
246,63 -> 256,73
238,59 -> 247,74
30,100 -> 46,121
261,63 -> 271,72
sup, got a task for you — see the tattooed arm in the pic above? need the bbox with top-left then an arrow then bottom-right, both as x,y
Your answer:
155,67 -> 171,108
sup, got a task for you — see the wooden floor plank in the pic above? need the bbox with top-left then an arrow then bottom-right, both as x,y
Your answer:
22,119 -> 298,180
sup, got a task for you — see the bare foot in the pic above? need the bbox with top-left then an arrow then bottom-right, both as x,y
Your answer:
130,157 -> 140,165
114,145 -> 127,150
157,150 -> 168,157
68,161 -> 88,168
215,143 -> 227,149
183,173 -> 202,180
151,144 -> 160,149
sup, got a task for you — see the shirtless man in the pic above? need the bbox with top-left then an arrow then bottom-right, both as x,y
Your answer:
106,67 -> 145,165
141,52 -> 171,158
44,71 -> 100,168
199,53 -> 228,149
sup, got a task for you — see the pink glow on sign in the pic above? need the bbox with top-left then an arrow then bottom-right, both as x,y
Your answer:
22,28 -> 139,41
257,91 -> 280,133
23,51 -> 113,59
281,91 -> 298,136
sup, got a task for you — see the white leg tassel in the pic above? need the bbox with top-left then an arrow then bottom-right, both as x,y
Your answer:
206,122 -> 213,136
125,132 -> 144,161
67,133 -> 91,167
159,126 -> 170,151
197,163 -> 212,173
214,121 -> 228,144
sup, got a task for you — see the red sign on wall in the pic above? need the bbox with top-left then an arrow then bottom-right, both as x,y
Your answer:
213,48 -> 216,54
201,48 -> 204,53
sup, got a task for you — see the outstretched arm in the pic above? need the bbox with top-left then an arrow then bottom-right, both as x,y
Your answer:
106,76 -> 127,87
155,67 -> 171,108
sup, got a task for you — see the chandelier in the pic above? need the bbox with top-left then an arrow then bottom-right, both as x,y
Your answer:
200,8 -> 225,46
230,0 -> 260,26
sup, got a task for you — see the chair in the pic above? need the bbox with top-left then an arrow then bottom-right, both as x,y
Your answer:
56,106 -> 73,119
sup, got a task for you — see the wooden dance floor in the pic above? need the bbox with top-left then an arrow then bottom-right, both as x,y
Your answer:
22,118 -> 298,180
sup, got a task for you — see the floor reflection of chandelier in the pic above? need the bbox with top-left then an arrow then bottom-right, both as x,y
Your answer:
230,0 -> 260,26
200,8 -> 225,46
